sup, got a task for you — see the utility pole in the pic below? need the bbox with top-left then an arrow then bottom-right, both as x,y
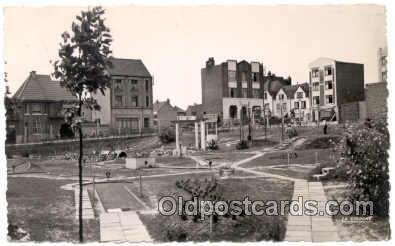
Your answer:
281,99 -> 284,142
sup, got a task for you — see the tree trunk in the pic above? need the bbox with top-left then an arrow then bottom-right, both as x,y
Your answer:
78,99 -> 83,243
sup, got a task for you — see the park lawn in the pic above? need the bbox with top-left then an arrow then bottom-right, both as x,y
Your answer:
136,175 -> 293,241
191,151 -> 255,165
241,149 -> 334,169
324,186 -> 390,241
7,177 -> 99,242
156,156 -> 197,167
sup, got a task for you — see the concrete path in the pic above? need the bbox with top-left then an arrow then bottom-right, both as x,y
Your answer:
100,211 -> 153,243
285,181 -> 339,242
74,187 -> 94,220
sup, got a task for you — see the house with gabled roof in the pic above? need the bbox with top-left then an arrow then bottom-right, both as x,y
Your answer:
11,71 -> 78,143
152,99 -> 185,129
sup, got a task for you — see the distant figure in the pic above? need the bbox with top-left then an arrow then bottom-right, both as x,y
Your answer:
323,120 -> 328,135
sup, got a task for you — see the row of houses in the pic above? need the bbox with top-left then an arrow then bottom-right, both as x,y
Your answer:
6,58 -> 155,144
190,56 -> 386,126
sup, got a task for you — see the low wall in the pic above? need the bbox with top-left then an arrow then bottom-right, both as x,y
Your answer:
6,133 -> 157,157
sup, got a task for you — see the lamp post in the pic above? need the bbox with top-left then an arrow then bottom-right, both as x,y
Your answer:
280,98 -> 284,142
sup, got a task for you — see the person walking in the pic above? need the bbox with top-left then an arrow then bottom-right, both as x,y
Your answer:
323,120 -> 328,135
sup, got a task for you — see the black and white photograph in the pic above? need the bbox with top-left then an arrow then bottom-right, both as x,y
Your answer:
1,1 -> 392,243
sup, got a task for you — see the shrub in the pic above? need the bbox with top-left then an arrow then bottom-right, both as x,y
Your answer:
159,127 -> 175,144
207,139 -> 218,150
285,126 -> 297,138
236,140 -> 249,150
164,224 -> 188,242
336,118 -> 389,217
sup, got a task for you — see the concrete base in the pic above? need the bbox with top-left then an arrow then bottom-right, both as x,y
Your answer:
125,157 -> 156,169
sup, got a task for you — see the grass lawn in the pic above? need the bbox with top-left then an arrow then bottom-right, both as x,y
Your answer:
191,151 -> 255,165
241,149 -> 334,169
156,156 -> 197,167
7,177 -> 99,242
133,175 -> 293,241
325,186 -> 390,241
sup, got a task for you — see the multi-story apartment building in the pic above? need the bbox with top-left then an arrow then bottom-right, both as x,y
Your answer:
378,46 -> 388,82
201,58 -> 265,124
309,57 -> 365,123
10,71 -> 78,143
85,58 -> 153,133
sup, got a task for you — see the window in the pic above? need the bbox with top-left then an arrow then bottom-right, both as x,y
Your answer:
296,92 -> 304,99
278,94 -> 285,100
252,89 -> 260,98
325,95 -> 333,104
132,96 -> 139,107
294,102 -> 299,109
312,82 -> 319,91
325,67 -> 332,76
146,96 -> 150,107
242,88 -> 248,98
282,103 -> 287,111
131,80 -> 138,90
24,104 -> 29,114
115,96 -> 123,106
241,72 -> 247,82
31,103 -> 41,114
115,79 -> 122,90
264,92 -> 268,100
144,118 -> 150,128
145,80 -> 149,91
252,72 -> 259,82
325,81 -> 333,90
301,101 -> 306,109
276,104 -> 281,110
228,71 -> 236,82
312,69 -> 319,78
313,96 -> 320,105
229,88 -> 236,98
31,118 -> 42,134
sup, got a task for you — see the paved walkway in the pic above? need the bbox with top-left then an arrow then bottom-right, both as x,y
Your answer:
100,211 -> 153,243
285,181 -> 339,242
74,187 -> 94,220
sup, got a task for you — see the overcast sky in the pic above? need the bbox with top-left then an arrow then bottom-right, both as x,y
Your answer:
4,5 -> 387,109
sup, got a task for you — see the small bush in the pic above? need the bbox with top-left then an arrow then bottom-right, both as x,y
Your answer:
336,118 -> 389,217
159,127 -> 175,144
285,126 -> 297,138
236,140 -> 249,150
207,139 -> 218,150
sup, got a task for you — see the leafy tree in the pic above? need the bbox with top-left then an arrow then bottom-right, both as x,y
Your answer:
52,6 -> 113,242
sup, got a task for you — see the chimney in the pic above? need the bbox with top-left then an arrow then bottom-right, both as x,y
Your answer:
206,57 -> 215,68
30,71 -> 36,78
166,98 -> 170,103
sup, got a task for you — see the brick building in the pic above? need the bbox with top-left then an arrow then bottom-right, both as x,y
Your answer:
365,82 -> 388,120
10,71 -> 78,143
84,58 -> 154,134
309,57 -> 365,123
201,58 -> 265,125
153,99 -> 185,129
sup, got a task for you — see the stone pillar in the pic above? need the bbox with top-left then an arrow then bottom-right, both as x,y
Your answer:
175,123 -> 180,151
24,126 -> 28,143
194,122 -> 199,150
200,121 -> 206,151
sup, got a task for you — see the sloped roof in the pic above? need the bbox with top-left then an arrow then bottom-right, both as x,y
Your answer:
173,105 -> 185,113
13,72 -> 77,101
264,78 -> 291,97
298,83 -> 310,97
282,85 -> 299,98
109,58 -> 151,77
153,101 -> 167,113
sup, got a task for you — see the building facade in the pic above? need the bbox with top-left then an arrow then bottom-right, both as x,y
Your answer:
85,58 -> 154,133
201,58 -> 265,124
378,46 -> 388,82
309,57 -> 365,123
10,71 -> 78,143
365,82 -> 388,120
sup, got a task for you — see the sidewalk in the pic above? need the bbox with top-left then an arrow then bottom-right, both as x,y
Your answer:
100,211 -> 153,243
285,181 -> 339,242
